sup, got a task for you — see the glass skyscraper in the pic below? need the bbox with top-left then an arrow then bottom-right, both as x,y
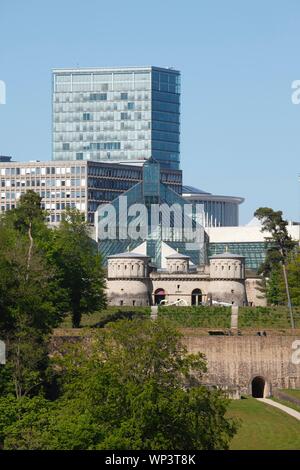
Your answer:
52,66 -> 180,170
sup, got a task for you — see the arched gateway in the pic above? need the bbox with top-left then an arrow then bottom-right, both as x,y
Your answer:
191,289 -> 202,306
154,288 -> 166,305
251,376 -> 266,398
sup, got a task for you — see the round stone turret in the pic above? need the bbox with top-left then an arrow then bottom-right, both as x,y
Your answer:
209,252 -> 245,280
208,252 -> 247,306
106,251 -> 151,306
165,253 -> 190,274
107,252 -> 150,279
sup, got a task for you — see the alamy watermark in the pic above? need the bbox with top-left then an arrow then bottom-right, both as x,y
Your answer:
0,340 -> 6,365
0,80 -> 6,105
291,340 -> 300,365
95,197 -> 205,251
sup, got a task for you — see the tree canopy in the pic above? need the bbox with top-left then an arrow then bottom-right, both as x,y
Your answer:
254,207 -> 299,309
0,319 -> 237,450
0,192 -> 107,398
0,191 -> 237,450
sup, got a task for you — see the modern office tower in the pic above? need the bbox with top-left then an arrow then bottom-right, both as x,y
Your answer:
0,159 -> 182,224
182,185 -> 244,227
52,66 -> 180,169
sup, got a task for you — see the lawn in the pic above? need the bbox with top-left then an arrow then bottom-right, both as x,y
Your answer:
227,398 -> 300,450
58,306 -> 300,330
158,305 -> 231,328
159,306 -> 300,329
59,306 -> 151,328
271,397 -> 300,414
278,389 -> 300,401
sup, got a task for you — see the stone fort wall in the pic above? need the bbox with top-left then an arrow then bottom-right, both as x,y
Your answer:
183,334 -> 300,396
51,332 -> 300,397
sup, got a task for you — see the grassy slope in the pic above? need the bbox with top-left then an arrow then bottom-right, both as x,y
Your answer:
278,389 -> 300,401
59,306 -> 300,330
227,398 -> 300,450
59,306 -> 151,328
271,397 -> 300,413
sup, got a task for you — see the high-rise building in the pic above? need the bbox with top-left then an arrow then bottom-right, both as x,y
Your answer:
0,159 -> 182,224
52,66 -> 180,169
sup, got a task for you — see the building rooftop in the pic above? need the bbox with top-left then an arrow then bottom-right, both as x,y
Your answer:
182,185 -> 211,195
53,65 -> 180,74
209,252 -> 245,259
182,185 -> 244,204
107,251 -> 150,259
165,253 -> 191,259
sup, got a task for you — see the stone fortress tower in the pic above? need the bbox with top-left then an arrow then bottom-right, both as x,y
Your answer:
208,252 -> 247,306
106,252 -> 152,306
106,249 -> 252,307
165,253 -> 190,273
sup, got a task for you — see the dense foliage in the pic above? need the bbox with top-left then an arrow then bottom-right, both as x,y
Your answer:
0,319 -> 237,450
0,191 -> 237,450
254,207 -> 299,308
0,191 -> 107,398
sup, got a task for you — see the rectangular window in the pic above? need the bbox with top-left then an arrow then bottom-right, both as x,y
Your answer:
120,93 -> 128,100
89,93 -> 107,101
83,113 -> 91,121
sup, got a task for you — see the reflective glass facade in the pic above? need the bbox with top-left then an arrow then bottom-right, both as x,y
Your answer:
52,66 -> 180,170
96,161 -> 205,267
208,242 -> 268,270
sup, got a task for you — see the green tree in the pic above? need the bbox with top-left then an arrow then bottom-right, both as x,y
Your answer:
271,250 -> 300,307
1,319 -> 237,450
285,251 -> 300,306
0,193 -> 67,398
10,191 -> 45,277
50,209 -> 107,328
254,207 -> 297,326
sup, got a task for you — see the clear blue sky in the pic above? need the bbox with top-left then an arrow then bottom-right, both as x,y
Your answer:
0,0 -> 300,224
